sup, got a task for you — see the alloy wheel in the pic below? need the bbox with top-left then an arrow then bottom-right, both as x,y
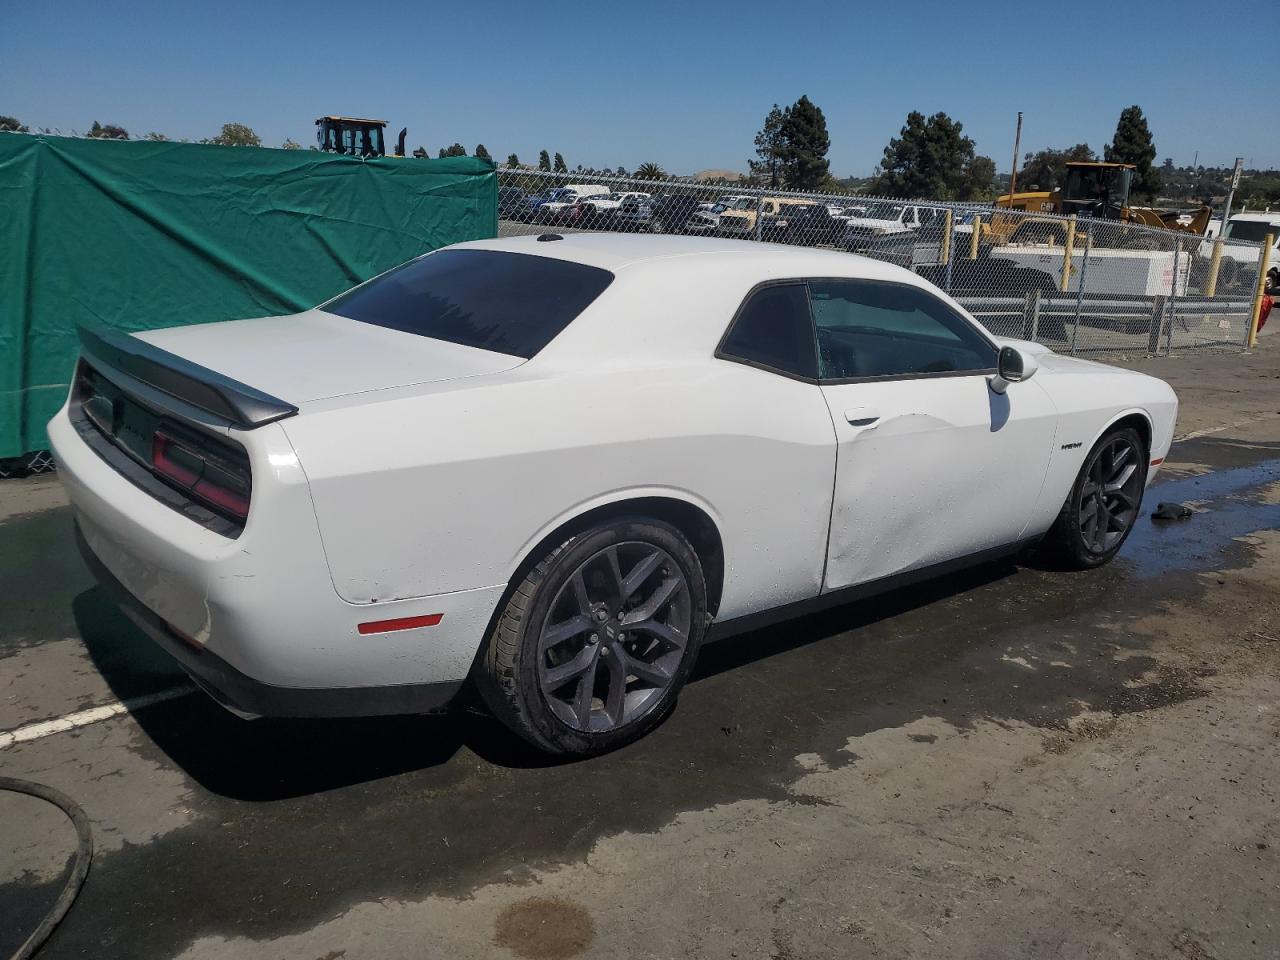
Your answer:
537,542 -> 691,733
1078,436 -> 1143,554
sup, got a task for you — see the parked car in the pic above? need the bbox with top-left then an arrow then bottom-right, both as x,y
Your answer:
843,201 -> 937,251
522,189 -> 568,223
760,203 -> 844,246
718,197 -> 814,237
616,193 -> 704,233
699,194 -> 748,212
538,185 -> 611,223
1205,212 -> 1280,294
498,187 -> 527,221
687,199 -> 736,235
52,234 -> 1177,756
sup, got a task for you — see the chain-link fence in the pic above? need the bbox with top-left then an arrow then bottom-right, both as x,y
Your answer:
497,169 -> 1269,356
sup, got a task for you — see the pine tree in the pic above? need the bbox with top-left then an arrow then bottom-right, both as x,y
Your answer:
1104,105 -> 1160,201
507,153 -> 520,168
868,111 -> 978,200
749,104 -> 787,188
538,149 -> 551,171
474,143 -> 492,162
778,95 -> 830,191
553,152 -> 568,174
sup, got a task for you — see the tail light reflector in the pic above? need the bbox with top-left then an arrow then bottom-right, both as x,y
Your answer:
152,429 -> 251,521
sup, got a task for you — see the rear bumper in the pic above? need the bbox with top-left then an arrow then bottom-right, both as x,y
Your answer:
77,526 -> 464,718
49,400 -> 504,716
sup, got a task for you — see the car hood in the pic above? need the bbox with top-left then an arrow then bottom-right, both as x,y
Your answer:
132,309 -> 525,404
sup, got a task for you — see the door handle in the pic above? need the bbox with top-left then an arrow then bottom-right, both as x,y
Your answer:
844,407 -> 881,428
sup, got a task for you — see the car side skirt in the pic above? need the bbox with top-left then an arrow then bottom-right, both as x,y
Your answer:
707,538 -> 1038,642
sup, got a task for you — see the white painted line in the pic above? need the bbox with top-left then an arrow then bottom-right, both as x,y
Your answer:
0,685 -> 194,750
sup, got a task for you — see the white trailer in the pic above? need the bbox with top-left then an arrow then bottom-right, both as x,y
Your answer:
988,244 -> 1191,297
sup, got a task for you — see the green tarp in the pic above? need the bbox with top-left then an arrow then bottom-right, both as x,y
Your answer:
0,134 -> 497,457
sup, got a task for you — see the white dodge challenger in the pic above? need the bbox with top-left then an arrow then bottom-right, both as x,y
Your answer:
50,234 -> 1177,755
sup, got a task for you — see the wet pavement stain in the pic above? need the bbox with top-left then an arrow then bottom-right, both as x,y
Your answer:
5,437 -> 1280,959
1120,456 -> 1280,579
492,897 -> 595,960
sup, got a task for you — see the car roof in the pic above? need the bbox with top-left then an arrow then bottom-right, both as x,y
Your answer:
454,233 -> 916,281
1229,212 -> 1280,222
446,234 -> 952,368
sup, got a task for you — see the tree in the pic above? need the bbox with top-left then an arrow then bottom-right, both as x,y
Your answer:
777,95 -> 830,191
1104,105 -> 1160,201
208,123 -> 260,147
553,152 -> 567,174
538,149 -> 551,172
506,153 -> 520,167
87,120 -> 129,140
867,111 -> 982,200
1016,143 -> 1096,192
0,116 -> 28,133
281,138 -> 301,150
145,131 -> 170,142
748,104 -> 786,188
635,162 -> 665,180
437,143 -> 466,158
960,155 -> 996,200
474,143 -> 492,162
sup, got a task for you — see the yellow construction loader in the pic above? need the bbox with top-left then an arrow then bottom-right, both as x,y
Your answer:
989,161 -> 1212,246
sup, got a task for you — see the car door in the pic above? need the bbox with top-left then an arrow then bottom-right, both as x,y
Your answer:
810,278 -> 1058,592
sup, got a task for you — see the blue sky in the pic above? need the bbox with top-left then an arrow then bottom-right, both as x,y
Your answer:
4,0 -> 1274,176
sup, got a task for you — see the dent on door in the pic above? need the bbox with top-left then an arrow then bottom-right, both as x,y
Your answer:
821,377 -> 1057,591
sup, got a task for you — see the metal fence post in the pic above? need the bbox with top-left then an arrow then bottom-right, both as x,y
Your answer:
754,197 -> 763,242
1248,233 -> 1274,348
1061,215 -> 1077,292
941,208 -> 954,294
1147,295 -> 1166,354
1165,237 -> 1182,354
1068,224 -> 1092,355
1022,288 -> 1041,341
969,217 -> 982,260
1205,236 -> 1224,298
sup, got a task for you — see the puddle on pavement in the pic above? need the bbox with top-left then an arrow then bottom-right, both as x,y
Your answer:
1122,459 -> 1280,578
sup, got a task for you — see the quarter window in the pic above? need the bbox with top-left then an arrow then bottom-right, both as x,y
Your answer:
809,280 -> 995,381
719,284 -> 817,380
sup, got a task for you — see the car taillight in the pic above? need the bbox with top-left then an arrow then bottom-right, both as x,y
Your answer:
152,429 -> 251,521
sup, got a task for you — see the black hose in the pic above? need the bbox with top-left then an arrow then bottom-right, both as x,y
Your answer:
0,777 -> 93,960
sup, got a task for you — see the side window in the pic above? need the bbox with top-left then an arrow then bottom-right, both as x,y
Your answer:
809,280 -> 996,381
719,284 -> 817,380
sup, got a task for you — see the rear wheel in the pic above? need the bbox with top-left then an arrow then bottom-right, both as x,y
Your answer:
1044,426 -> 1147,569
477,518 -> 707,756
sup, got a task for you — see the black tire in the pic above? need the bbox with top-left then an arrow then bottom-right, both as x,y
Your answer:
476,517 -> 707,756
1044,426 -> 1148,569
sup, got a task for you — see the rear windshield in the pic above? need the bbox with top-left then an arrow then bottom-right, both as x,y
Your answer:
323,249 -> 614,359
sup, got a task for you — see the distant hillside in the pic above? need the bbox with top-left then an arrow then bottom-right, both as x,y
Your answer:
694,169 -> 743,183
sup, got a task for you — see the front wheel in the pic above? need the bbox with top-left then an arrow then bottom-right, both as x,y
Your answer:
477,518 -> 707,756
1044,426 -> 1148,569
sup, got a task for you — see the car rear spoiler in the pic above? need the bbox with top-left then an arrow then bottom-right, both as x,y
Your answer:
78,325 -> 298,430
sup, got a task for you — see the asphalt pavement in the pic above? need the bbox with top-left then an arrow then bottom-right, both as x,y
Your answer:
2,347 -> 1278,960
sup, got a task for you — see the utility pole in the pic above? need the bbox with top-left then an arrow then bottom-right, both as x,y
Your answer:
1008,111 -> 1023,196
1221,157 -> 1243,234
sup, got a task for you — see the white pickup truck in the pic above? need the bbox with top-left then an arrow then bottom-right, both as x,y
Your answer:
1206,212 -> 1280,294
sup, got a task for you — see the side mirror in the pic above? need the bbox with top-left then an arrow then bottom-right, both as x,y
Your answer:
989,345 -> 1038,395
